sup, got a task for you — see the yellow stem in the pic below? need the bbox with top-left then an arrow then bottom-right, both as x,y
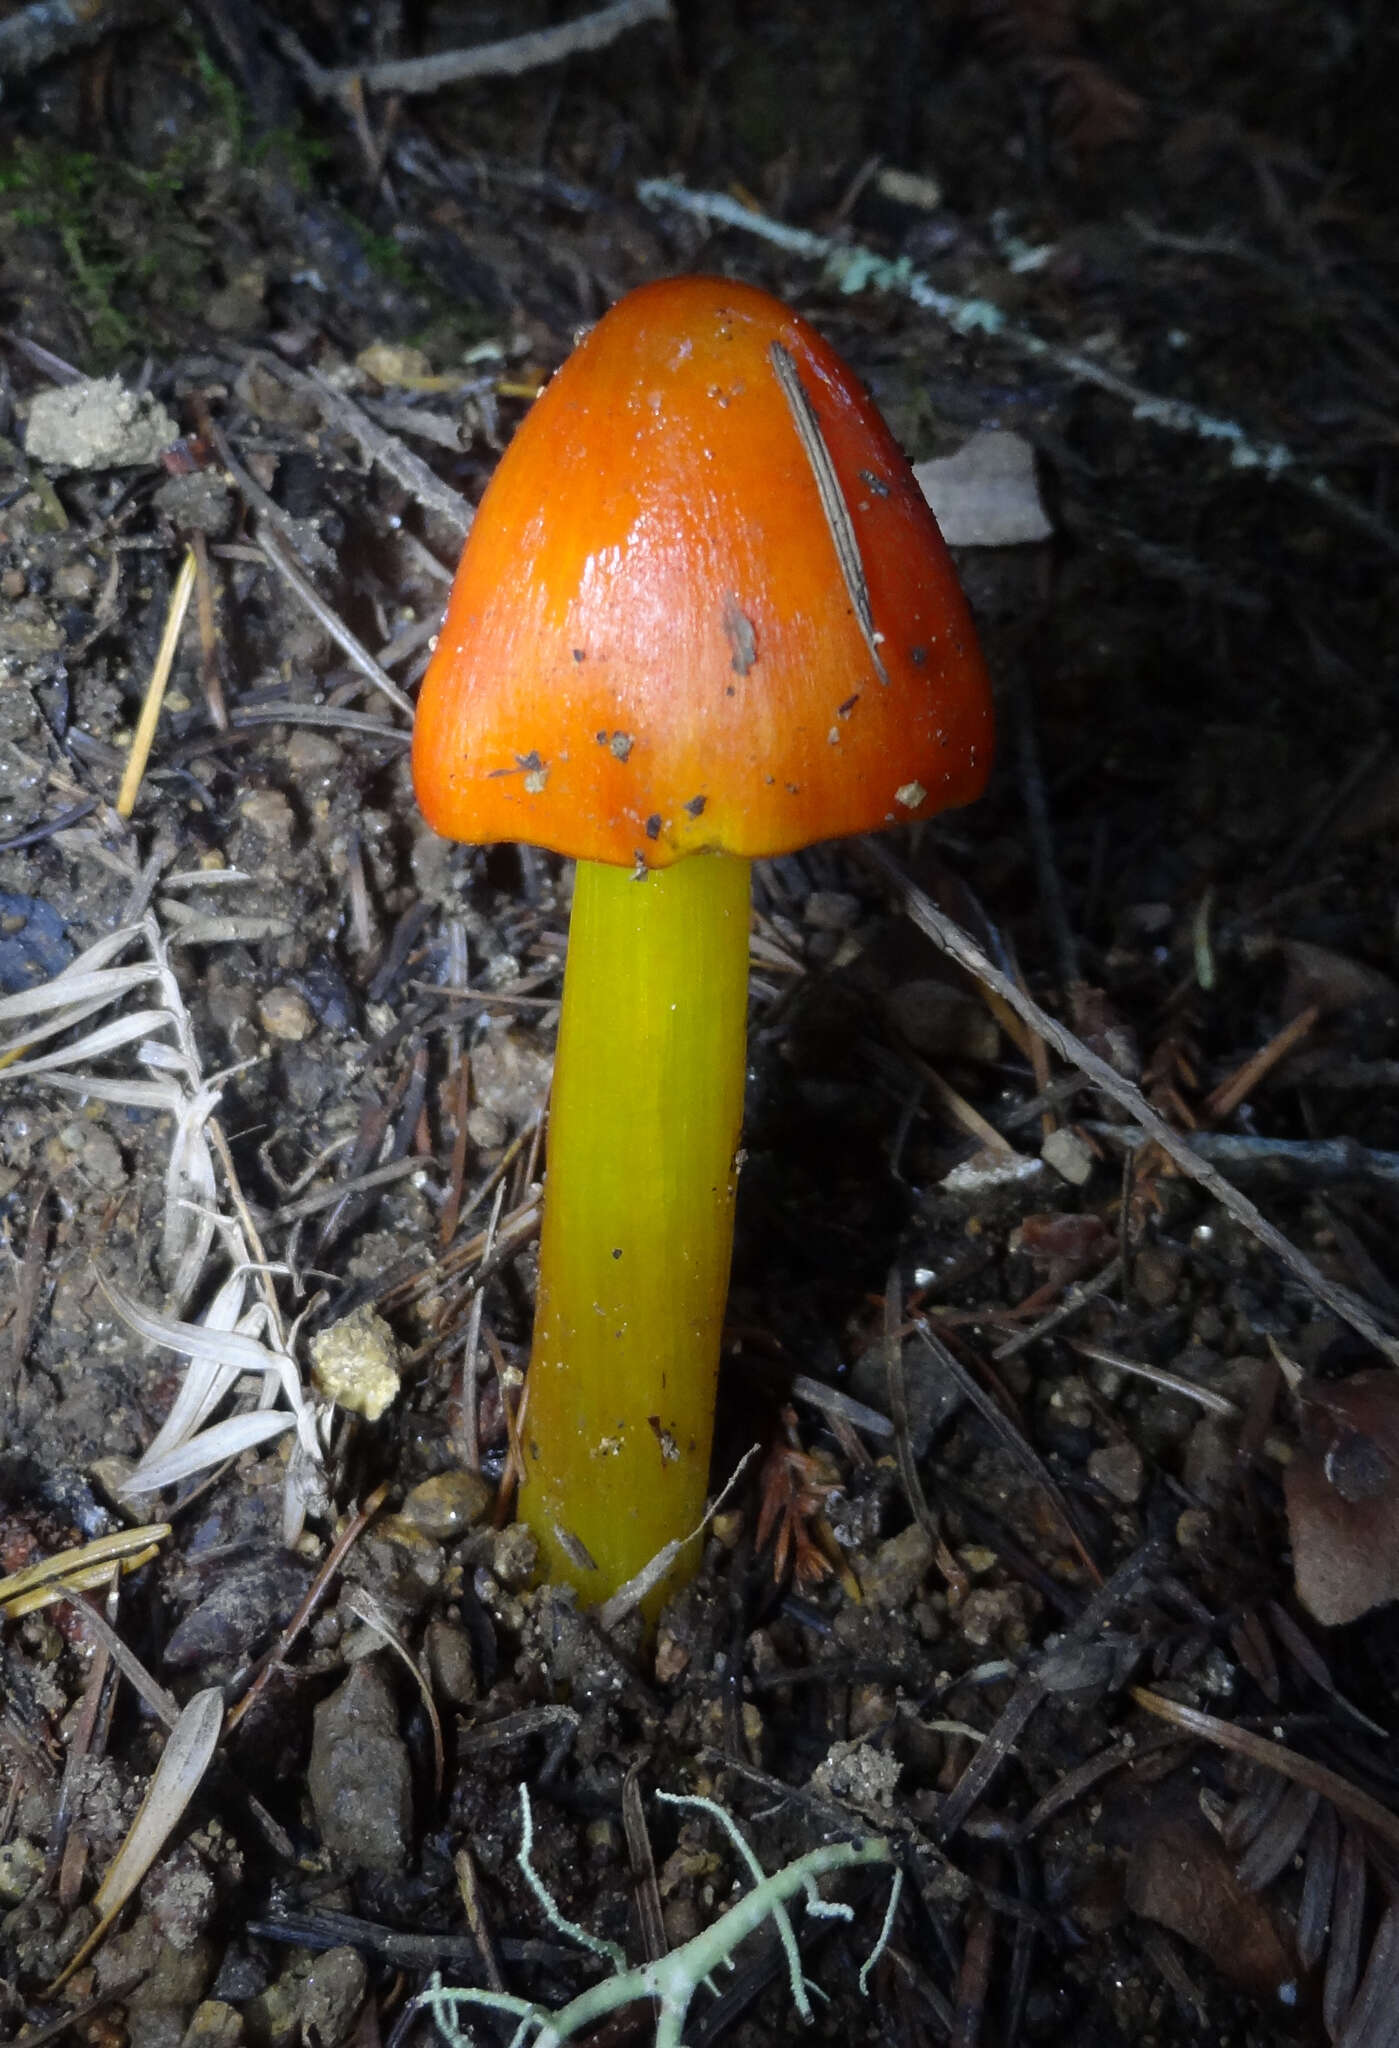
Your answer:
518,851 -> 751,1607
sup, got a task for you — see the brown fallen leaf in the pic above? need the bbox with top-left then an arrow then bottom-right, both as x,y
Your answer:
1283,1371 -> 1399,1627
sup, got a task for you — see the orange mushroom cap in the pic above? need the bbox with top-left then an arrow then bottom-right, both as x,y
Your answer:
413,275 -> 993,868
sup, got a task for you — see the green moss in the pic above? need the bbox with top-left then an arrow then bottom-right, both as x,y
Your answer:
0,37 -> 494,371
0,138 -> 214,365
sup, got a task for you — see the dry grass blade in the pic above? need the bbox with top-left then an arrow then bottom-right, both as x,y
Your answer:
1298,1800 -> 1339,1972
122,1411 -> 299,1493
1326,1828 -> 1368,2039
1132,1689 -> 1399,1856
131,1270 -> 257,1466
102,1276 -> 319,1495
341,1585 -> 445,1796
45,1688 -> 223,1994
0,914 -> 222,1306
116,546 -> 196,818
1234,1781 -> 1320,1892
1335,1899 -> 1399,2048
0,1007 -> 181,1074
0,1527 -> 170,1617
0,906 -> 324,1506
864,841 -> 1399,1369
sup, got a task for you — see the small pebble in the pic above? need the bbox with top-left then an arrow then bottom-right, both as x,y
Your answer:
802,890 -> 860,931
1041,1126 -> 1095,1186
237,788 -> 296,847
861,1523 -> 933,1609
257,986 -> 313,1042
0,1838 -> 44,1902
308,1660 -> 413,1874
490,1522 -> 539,1592
400,1469 -> 492,1539
424,1618 -> 478,1705
299,1947 -> 367,2048
1088,1439 -> 1145,1505
180,2003 -> 243,2048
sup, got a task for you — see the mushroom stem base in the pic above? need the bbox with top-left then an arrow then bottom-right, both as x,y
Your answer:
518,851 -> 751,1608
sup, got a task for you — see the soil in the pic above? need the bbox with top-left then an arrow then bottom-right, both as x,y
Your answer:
2,5 -> 1398,2048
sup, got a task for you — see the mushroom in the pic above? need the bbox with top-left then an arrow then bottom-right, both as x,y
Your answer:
413,275 -> 993,1607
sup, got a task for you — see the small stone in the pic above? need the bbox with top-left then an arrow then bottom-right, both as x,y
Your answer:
400,1470 -> 492,1540
298,1947 -> 367,2048
490,1523 -> 539,1592
861,1523 -> 933,1609
352,1516 -> 444,1614
0,610 -> 64,656
1041,1127 -> 1095,1186
885,979 -> 1000,1061
142,1844 -> 216,1951
653,1625 -> 690,1684
237,788 -> 296,848
25,377 -> 178,470
257,987 -> 313,1042
0,1838 -> 44,1902
802,890 -> 861,931
960,1584 -> 1032,1651
1088,1440 -> 1145,1505
180,2002 -> 243,2048
424,1619 -> 478,1706
1134,1247 -> 1184,1310
849,1682 -> 896,1738
99,1924 -> 214,2009
310,1306 -> 400,1421
809,1738 -> 901,1816
285,731 -> 343,777
913,430 -> 1052,548
465,1105 -> 508,1149
152,472 -> 235,537
357,341 -> 435,386
308,1659 -> 413,1874
53,559 -> 98,600
243,1968 -> 304,2048
1182,1418 -> 1234,1507
128,2014 -> 186,2048
205,282 -> 268,337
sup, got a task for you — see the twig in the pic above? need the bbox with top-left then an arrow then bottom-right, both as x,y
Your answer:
58,1591 -> 179,1729
636,181 -> 1399,561
270,1152 -> 428,1227
1205,1004 -> 1319,1121
189,530 -> 229,733
989,1255 -> 1123,1364
936,1538 -> 1164,1841
1083,1124 -> 1399,1191
255,526 -> 414,719
116,549 -> 197,817
285,0 -> 672,101
916,1319 -> 1101,1585
1071,1342 -> 1240,1418
208,422 -> 336,573
252,354 -> 473,539
862,840 -> 1399,1368
884,1268 -> 965,1596
224,1482 -> 389,1734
